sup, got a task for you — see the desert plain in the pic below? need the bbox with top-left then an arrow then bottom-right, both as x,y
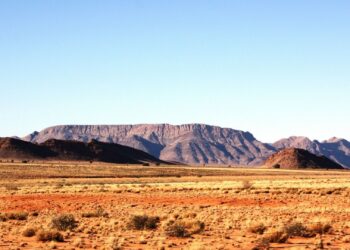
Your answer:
1,162 -> 350,249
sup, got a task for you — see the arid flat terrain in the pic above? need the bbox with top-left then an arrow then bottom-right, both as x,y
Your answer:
1,162 -> 350,249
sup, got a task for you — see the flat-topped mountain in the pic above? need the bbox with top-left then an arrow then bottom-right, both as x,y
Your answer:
0,137 -> 166,164
265,148 -> 344,169
24,124 -> 276,165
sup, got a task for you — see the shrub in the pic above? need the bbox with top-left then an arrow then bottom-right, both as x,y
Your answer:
4,183 -> 19,191
82,207 -> 108,218
128,215 -> 160,230
37,230 -> 64,242
166,222 -> 189,237
165,220 -> 205,238
263,230 -> 289,243
51,214 -> 77,231
249,223 -> 267,235
308,223 -> 332,234
0,214 -> 7,222
241,180 -> 253,190
0,212 -> 29,222
284,222 -> 311,237
32,211 -> 39,217
252,238 -> 270,250
23,227 -> 36,237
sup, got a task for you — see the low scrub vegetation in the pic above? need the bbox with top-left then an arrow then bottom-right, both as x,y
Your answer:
261,221 -> 332,244
51,214 -> 77,231
82,207 -> 109,218
308,223 -> 332,234
22,227 -> 36,237
248,223 -> 267,235
165,219 -> 205,238
128,215 -> 160,230
0,212 -> 28,221
262,230 -> 289,243
284,222 -> 313,237
37,229 -> 64,242
241,180 -> 253,190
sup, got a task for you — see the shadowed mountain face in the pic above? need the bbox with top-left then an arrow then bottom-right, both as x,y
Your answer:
0,137 -> 54,159
273,137 -> 350,168
265,148 -> 344,169
24,124 -> 276,165
0,137 -> 166,164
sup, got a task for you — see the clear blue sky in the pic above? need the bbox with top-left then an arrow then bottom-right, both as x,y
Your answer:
0,1 -> 349,142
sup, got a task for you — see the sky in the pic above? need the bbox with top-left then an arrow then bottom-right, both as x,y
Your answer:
0,1 -> 349,142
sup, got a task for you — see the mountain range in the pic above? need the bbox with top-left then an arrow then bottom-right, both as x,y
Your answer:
23,124 -> 350,168
0,137 -> 166,164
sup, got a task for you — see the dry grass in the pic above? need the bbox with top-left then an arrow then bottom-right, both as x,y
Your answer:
0,162 -> 350,249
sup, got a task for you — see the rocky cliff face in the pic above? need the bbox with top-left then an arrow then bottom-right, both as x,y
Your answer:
24,124 -> 276,165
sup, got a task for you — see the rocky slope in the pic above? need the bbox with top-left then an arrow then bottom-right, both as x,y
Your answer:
264,148 -> 344,169
24,124 -> 276,165
0,137 -> 166,164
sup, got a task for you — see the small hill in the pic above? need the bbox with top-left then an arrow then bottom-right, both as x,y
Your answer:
41,139 -> 167,164
0,137 -> 54,159
273,136 -> 350,168
0,137 -> 167,165
264,148 -> 344,169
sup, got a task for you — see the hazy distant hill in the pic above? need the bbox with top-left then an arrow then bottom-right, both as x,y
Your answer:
23,124 -> 350,167
0,137 -> 166,164
24,124 -> 276,165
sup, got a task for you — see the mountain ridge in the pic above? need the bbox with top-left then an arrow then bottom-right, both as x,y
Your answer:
22,124 -> 350,167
